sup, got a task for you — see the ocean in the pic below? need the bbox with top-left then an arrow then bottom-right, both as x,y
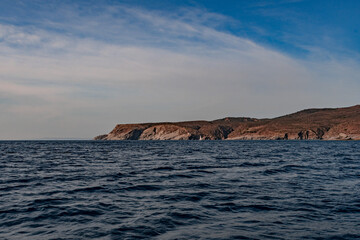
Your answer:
0,140 -> 359,239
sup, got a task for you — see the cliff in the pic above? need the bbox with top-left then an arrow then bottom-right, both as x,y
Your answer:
95,105 -> 360,140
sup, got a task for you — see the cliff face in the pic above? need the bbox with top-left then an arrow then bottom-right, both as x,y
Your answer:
95,105 -> 360,140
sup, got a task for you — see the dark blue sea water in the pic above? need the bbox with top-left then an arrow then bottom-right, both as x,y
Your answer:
0,140 -> 360,239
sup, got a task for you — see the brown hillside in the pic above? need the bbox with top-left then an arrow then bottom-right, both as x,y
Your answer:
95,105 -> 360,140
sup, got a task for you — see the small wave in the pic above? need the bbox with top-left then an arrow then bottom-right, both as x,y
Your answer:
152,166 -> 175,171
167,211 -> 206,222
239,162 -> 266,167
67,186 -> 106,194
124,184 -> 162,191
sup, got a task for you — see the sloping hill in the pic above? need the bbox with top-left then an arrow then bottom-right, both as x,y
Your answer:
95,105 -> 360,140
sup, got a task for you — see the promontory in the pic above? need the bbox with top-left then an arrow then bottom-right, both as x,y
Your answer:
95,105 -> 360,141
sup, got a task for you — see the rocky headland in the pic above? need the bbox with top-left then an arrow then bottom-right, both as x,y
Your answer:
95,105 -> 360,140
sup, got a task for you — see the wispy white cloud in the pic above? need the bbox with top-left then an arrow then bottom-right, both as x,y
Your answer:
0,3 -> 359,139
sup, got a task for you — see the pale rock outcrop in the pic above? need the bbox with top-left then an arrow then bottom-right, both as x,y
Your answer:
139,125 -> 191,140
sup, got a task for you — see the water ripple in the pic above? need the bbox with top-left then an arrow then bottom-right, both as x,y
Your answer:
0,140 -> 360,239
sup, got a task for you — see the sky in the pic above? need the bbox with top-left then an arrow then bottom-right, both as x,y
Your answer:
0,0 -> 359,140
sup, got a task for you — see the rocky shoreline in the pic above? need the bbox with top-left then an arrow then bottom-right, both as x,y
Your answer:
95,105 -> 360,141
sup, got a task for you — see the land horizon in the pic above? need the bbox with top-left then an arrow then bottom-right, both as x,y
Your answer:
95,104 -> 360,141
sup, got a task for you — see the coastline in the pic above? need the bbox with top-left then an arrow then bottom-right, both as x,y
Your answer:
95,105 -> 360,141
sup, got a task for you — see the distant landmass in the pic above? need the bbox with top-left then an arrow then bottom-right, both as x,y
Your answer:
95,105 -> 360,140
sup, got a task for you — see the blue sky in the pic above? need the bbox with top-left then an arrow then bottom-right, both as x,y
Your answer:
0,0 -> 359,139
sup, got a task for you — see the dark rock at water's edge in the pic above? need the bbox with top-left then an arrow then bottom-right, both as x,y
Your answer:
95,105 -> 360,140
94,134 -> 108,140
